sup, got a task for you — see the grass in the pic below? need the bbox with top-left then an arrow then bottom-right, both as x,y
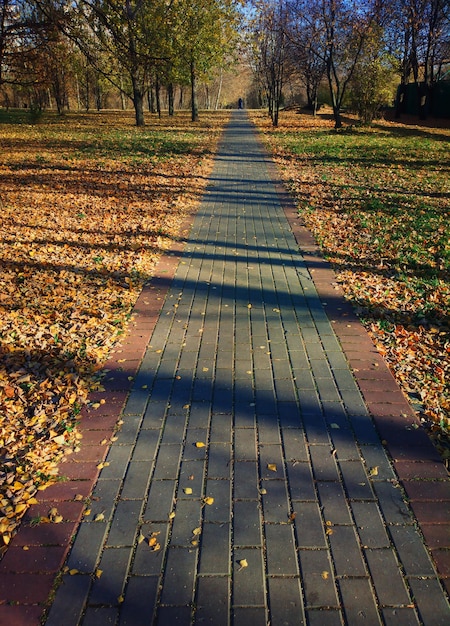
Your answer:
251,109 -> 450,449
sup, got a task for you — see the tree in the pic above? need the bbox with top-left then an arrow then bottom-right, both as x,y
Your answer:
250,0 -> 289,126
285,0 -> 327,114
171,0 -> 242,122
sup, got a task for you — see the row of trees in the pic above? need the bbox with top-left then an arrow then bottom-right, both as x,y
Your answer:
250,0 -> 450,127
0,0 -> 243,125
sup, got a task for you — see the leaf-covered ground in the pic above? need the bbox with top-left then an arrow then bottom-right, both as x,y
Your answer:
0,110 -> 229,549
250,109 -> 450,461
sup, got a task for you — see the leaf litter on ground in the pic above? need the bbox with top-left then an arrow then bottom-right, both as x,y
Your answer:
0,110 -> 230,551
250,109 -> 450,464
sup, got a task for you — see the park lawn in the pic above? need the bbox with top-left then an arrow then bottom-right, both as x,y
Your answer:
0,109 -> 230,549
251,109 -> 450,457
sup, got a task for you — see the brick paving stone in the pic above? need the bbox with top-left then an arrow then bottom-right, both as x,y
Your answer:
382,607 -> 421,626
265,524 -> 299,576
154,606 -> 192,625
287,461 -> 317,501
45,573 -> 92,626
328,526 -> 367,576
106,500 -> 143,547
372,480 -> 413,525
89,546 -> 133,606
298,549 -> 339,608
364,548 -> 411,606
339,460 -> 375,500
120,460 -> 154,500
207,443 -> 232,479
338,578 -> 381,625
0,572 -> 54,604
232,547 -> 266,607
198,523 -> 230,574
67,522 -> 109,572
0,545 -> 67,574
388,525 -> 438,576
350,501 -> 390,549
282,429 -> 309,462
131,523 -> 168,576
293,502 -> 327,548
408,577 -> 450,625
234,461 -> 260,500
118,576 -> 158,625
0,604 -> 44,626
170,499 -> 203,547
232,607 -> 267,625
160,547 -> 197,606
233,500 -> 262,546
261,480 -> 292,523
82,607 -> 119,626
316,482 -> 353,525
267,577 -> 305,625
306,609 -> 344,626
195,576 -> 230,625
308,444 -> 340,482
259,444 -> 286,480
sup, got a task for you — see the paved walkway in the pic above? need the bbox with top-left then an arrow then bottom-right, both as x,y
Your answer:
2,112 -> 449,625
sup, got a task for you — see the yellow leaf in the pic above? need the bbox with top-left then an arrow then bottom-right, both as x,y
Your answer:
94,512 -> 105,522
184,488 -> 193,495
168,511 -> 176,520
118,595 -> 124,604
69,569 -> 79,576
52,435 -> 66,445
321,571 -> 329,580
192,527 -> 202,536
369,466 -> 379,477
267,463 -> 277,472
195,442 -> 206,448
14,503 -> 27,515
238,559 -> 248,569
203,497 -> 214,506
95,569 -> 103,578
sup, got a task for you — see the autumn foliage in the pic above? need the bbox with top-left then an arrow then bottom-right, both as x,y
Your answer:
251,109 -> 450,455
0,110 -> 228,550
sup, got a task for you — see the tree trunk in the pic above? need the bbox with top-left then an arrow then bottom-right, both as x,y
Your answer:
395,83 -> 406,118
190,59 -> 199,122
155,76 -> 161,118
148,87 -> 156,114
418,82 -> 428,120
214,69 -> 223,110
132,82 -> 145,126
168,83 -> 174,116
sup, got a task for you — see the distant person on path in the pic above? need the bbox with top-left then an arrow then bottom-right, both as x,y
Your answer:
238,97 -> 243,109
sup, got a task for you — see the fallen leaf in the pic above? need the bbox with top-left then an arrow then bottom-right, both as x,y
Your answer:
267,463 -> 277,472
